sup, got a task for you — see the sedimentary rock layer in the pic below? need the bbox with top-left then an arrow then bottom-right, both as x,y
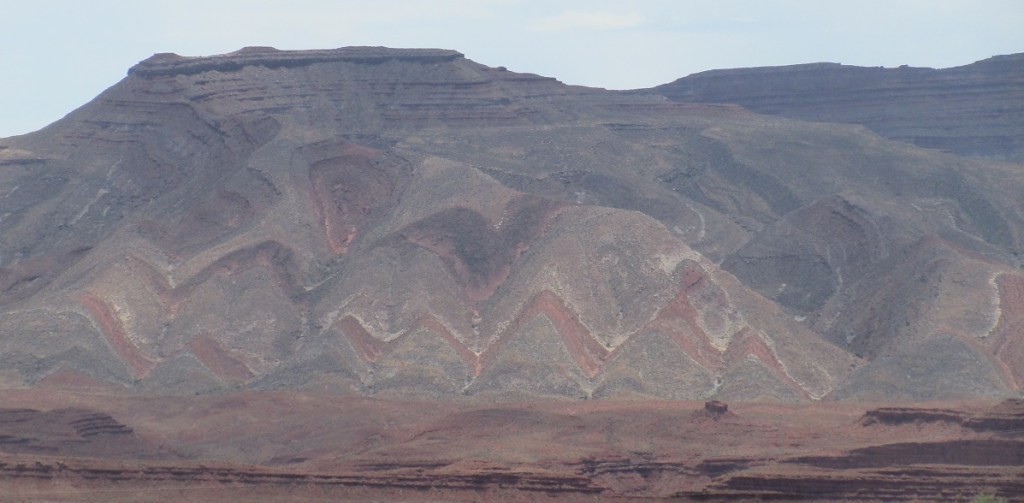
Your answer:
0,46 -> 1021,401
653,54 -> 1024,161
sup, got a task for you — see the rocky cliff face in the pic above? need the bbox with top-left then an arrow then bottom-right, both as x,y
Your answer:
0,47 -> 1022,402
652,54 -> 1024,162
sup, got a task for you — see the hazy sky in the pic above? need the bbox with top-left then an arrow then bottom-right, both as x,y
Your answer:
2,0 -> 1022,138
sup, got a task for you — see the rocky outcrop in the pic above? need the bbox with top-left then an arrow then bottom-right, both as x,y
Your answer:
687,467 -> 1024,502
860,399 -> 1024,433
652,54 -> 1024,161
6,453 -> 1018,502
0,408 -> 147,459
0,457 -> 606,495
128,46 -> 463,78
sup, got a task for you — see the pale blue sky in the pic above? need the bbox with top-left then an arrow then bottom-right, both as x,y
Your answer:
2,0 -> 1022,138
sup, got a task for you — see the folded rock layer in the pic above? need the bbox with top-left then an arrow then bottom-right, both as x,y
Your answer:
1,47 -> 1022,401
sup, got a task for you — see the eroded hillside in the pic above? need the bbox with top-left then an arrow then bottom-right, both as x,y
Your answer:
1,47 -> 1022,402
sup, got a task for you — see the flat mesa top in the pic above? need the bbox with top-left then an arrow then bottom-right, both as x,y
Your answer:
128,46 -> 465,78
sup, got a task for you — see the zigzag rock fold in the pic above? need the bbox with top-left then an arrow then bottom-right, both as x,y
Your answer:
0,46 -> 1022,402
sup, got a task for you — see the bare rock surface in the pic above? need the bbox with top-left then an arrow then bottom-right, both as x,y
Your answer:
652,53 -> 1024,161
1,46 -> 1023,402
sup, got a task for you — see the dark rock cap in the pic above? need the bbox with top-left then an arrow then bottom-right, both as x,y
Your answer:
128,46 -> 464,78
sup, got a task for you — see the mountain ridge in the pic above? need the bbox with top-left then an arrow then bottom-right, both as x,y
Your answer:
652,52 -> 1024,161
0,47 -> 1021,402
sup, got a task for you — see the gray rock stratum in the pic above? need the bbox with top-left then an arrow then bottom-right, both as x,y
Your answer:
652,54 -> 1024,161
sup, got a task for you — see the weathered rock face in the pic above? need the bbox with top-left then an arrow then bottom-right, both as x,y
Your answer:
0,46 -> 1022,401
652,53 -> 1024,161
